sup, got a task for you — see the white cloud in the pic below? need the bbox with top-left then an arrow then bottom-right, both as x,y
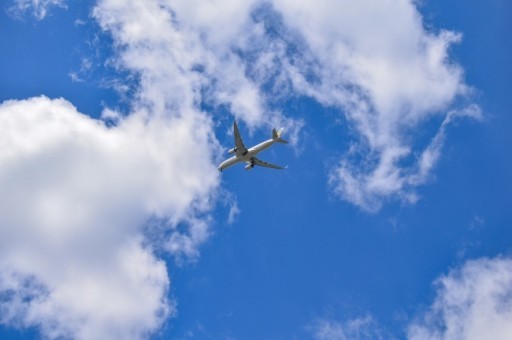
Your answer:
108,0 -> 477,211
268,0 -> 478,211
309,315 -> 383,340
1,0 -> 481,337
2,0 -> 247,337
92,0 -> 303,130
408,256 -> 512,340
8,0 -> 66,20
308,256 -> 512,340
0,96 -> 219,339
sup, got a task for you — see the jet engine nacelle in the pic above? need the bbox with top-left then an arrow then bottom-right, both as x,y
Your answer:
245,163 -> 254,170
228,147 -> 237,154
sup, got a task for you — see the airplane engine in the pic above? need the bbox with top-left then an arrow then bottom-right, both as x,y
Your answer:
228,148 -> 237,154
245,163 -> 254,170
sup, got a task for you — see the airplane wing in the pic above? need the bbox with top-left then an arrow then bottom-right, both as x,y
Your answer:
233,120 -> 248,157
251,157 -> 287,170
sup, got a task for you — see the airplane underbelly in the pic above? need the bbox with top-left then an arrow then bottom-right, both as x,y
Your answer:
219,156 -> 239,170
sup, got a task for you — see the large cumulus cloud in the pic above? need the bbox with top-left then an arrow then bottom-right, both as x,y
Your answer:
0,96 -> 219,338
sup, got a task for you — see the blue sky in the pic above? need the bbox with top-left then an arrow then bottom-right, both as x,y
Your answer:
0,0 -> 511,339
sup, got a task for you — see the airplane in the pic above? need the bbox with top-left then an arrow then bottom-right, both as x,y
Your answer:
218,121 -> 289,172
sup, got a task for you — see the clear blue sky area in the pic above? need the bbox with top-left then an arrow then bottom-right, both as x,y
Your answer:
0,1 -> 510,339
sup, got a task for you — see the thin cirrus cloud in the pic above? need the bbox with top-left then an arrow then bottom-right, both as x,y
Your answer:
8,0 -> 66,20
309,315 -> 383,340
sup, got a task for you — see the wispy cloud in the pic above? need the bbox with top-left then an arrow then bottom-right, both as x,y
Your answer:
308,256 -> 512,340
308,315 -> 383,340
116,0 -> 478,211
91,0 -> 478,212
9,0 -> 477,214
408,256 -> 512,340
268,0 -> 479,211
8,0 -> 66,20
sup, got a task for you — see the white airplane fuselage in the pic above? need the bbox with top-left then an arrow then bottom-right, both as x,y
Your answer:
218,139 -> 275,171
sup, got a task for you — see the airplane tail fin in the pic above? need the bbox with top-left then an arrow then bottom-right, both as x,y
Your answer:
272,127 -> 289,144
